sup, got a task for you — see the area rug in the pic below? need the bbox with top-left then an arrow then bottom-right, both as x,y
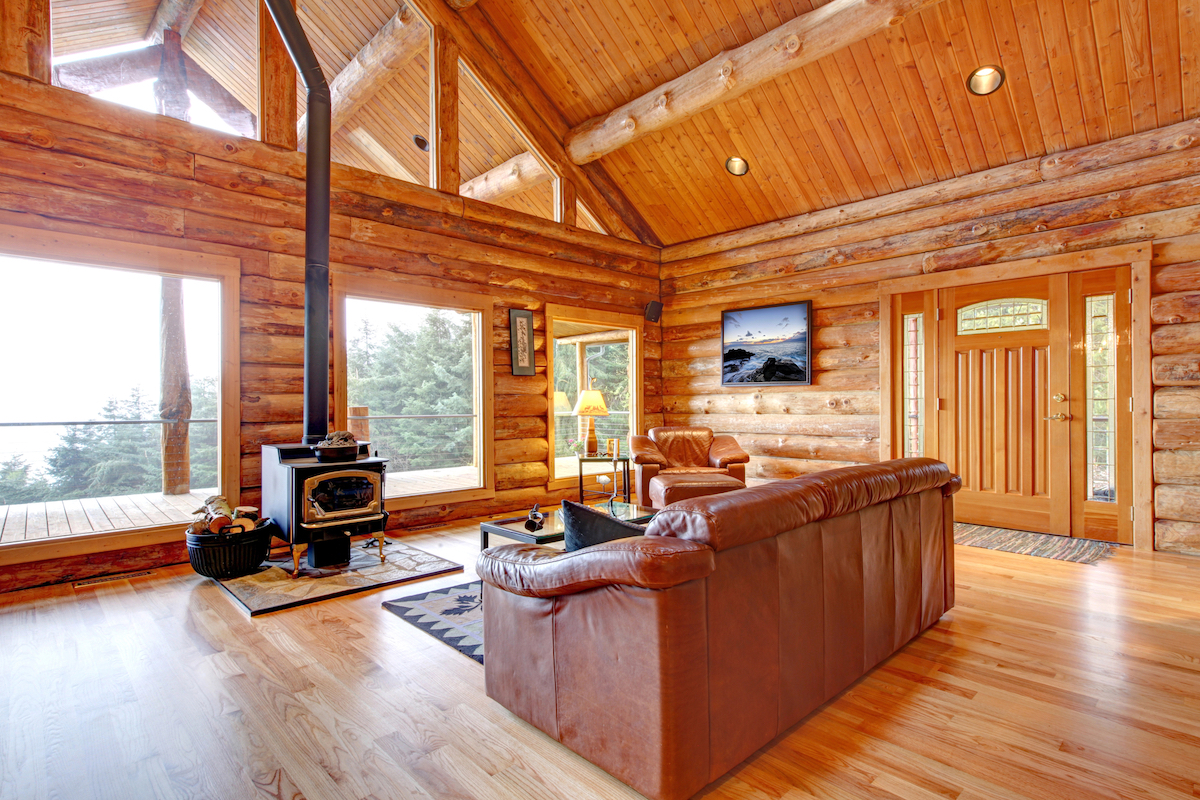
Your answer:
954,523 -> 1118,565
216,541 -> 463,616
383,581 -> 484,664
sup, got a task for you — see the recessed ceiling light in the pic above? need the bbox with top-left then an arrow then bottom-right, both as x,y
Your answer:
967,65 -> 1005,96
412,134 -> 430,152
725,156 -> 750,176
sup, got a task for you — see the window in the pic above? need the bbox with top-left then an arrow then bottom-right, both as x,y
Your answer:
0,228 -> 240,549
902,313 -> 925,458
957,298 -> 1047,334
546,306 -> 642,485
333,275 -> 494,509
1085,294 -> 1117,503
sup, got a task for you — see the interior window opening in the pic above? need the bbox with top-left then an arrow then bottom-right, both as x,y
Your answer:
342,295 -> 487,501
0,256 -> 222,542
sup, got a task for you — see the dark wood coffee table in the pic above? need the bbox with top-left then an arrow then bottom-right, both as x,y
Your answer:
479,501 -> 657,550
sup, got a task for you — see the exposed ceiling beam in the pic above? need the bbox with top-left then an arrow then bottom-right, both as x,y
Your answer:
297,5 -> 427,150
564,0 -> 947,165
408,0 -> 660,244
145,0 -> 207,43
445,0 -> 479,9
345,127 -> 421,184
459,151 -> 550,203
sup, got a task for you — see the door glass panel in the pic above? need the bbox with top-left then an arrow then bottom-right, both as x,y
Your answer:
1085,294 -> 1116,502
902,312 -> 924,457
957,298 -> 1047,334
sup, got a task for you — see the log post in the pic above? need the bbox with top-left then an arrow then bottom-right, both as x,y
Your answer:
259,0 -> 297,148
146,0 -> 206,43
0,0 -> 50,83
160,278 -> 192,495
348,405 -> 371,442
154,29 -> 190,122
431,24 -> 460,192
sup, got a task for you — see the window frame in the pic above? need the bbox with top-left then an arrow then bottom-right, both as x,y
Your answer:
0,223 -> 241,564
331,271 -> 495,511
544,303 -> 643,490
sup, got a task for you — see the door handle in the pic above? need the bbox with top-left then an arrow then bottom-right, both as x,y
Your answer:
1043,413 -> 1071,421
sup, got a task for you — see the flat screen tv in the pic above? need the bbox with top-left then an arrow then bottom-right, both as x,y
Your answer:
721,301 -> 813,386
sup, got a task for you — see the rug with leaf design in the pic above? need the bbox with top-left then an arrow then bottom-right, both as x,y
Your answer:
383,581 -> 484,664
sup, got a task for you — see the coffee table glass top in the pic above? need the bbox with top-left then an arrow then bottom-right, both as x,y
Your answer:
480,501 -> 657,547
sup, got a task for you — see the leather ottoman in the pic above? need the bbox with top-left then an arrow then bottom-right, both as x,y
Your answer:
649,472 -> 746,508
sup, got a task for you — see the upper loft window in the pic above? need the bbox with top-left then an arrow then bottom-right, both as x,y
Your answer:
956,298 -> 1048,335
50,0 -> 259,138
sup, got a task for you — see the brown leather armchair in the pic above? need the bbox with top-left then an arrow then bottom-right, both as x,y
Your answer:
630,426 -> 750,508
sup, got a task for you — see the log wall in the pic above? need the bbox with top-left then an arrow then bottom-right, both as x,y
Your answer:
1151,260 -> 1200,555
0,73 -> 661,555
661,125 -> 1200,551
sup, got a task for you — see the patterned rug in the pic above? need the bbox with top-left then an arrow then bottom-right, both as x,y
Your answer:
954,523 -> 1119,565
383,581 -> 484,664
216,540 -> 463,616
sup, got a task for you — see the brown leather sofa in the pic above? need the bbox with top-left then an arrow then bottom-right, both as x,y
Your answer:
477,458 -> 961,800
630,426 -> 750,508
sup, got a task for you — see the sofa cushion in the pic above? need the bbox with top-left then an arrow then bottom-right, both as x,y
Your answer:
645,458 -> 953,552
560,500 -> 646,552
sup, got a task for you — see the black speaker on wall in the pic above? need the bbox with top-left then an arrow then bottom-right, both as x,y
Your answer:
644,301 -> 663,322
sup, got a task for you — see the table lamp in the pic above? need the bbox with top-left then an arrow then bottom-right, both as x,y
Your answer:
572,387 -> 609,456
553,391 -> 572,413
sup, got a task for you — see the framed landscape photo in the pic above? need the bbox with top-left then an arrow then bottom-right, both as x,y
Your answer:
721,301 -> 813,386
509,308 -> 536,376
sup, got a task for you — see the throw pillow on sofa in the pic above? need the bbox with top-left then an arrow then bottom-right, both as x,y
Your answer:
560,500 -> 645,552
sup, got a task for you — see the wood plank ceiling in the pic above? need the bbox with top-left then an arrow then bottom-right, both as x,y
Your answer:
481,0 -> 1200,245
46,0 -> 1200,246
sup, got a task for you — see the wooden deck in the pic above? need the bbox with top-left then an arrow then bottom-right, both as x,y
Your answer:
385,465 -> 479,498
0,488 -> 216,543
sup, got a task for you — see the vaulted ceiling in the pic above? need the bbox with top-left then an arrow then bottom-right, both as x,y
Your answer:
47,0 -> 1199,247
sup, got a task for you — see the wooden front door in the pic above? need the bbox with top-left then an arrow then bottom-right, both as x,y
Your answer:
934,269 -> 1132,543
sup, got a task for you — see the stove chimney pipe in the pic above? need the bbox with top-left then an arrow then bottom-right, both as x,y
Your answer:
261,0 -> 331,445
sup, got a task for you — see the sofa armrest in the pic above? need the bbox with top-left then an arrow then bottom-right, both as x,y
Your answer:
477,537 -> 714,598
630,435 -> 668,465
943,474 -> 962,496
709,434 -> 750,469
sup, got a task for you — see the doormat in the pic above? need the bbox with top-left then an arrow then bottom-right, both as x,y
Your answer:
383,581 -> 484,664
216,540 -> 462,616
954,523 -> 1119,565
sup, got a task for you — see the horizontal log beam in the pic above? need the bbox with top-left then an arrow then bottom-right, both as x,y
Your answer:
1155,484 -> 1200,523
1154,450 -> 1200,484
565,0 -> 944,164
297,6 -> 428,150
459,152 -> 551,204
664,117 -> 1200,263
1153,387 -> 1200,419
1155,519 -> 1200,555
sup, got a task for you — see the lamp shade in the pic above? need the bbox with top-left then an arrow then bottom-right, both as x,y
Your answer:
553,391 -> 572,412
572,389 -> 609,417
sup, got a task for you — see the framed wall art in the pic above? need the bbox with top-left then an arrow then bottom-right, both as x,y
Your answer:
721,301 -> 813,386
509,308 -> 536,376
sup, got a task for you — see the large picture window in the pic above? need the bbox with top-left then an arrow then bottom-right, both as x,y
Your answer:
0,227 -> 240,553
333,275 -> 494,509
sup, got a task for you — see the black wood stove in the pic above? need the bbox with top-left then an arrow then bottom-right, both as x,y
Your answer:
261,443 -> 389,573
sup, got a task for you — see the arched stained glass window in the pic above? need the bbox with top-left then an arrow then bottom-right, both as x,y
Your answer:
956,298 -> 1048,335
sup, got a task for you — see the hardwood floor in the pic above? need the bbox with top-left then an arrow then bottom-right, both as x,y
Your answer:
3,524 -> 1200,799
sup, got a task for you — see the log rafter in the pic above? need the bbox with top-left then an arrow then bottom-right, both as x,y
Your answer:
459,151 -> 550,203
297,5 -> 428,150
563,0 -> 947,165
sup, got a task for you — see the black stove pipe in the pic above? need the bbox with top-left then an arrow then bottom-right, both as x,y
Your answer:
261,0 -> 331,446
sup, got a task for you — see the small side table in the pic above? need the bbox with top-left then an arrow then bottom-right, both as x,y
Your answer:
577,454 -> 631,504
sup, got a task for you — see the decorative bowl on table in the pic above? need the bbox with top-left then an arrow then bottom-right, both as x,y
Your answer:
314,444 -> 359,462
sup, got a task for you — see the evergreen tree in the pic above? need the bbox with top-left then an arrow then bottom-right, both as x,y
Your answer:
0,456 -> 51,505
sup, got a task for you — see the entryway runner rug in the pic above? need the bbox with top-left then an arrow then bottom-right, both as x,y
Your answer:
954,523 -> 1118,565
383,581 -> 484,664
217,540 -> 463,616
